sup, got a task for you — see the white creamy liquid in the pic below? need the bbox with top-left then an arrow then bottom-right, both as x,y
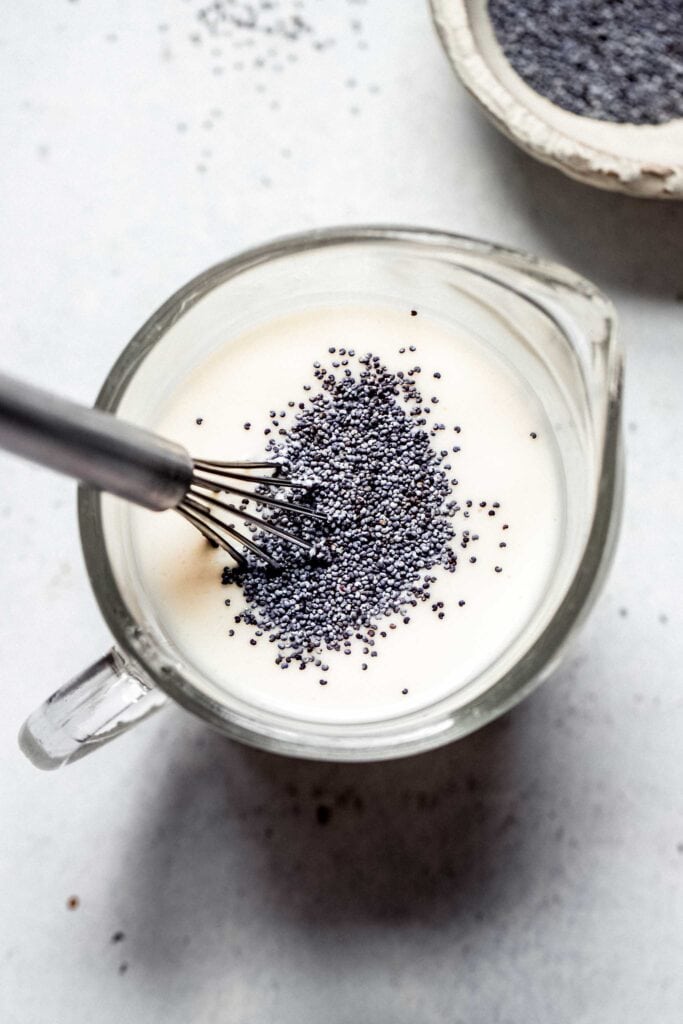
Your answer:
130,305 -> 565,724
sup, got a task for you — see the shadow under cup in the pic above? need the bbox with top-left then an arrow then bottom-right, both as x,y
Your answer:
79,227 -> 623,762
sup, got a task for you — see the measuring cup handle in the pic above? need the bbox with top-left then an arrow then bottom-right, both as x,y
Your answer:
18,649 -> 167,770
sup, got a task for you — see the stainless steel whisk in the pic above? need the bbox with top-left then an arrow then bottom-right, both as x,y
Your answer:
0,372 -> 322,568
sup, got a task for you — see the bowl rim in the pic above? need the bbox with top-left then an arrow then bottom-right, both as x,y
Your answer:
429,0 -> 683,199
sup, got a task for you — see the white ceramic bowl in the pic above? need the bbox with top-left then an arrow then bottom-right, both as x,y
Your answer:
430,0 -> 683,199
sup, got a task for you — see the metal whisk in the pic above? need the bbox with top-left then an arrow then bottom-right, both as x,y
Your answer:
0,372 -> 322,568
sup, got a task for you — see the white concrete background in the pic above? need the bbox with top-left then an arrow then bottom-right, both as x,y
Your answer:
1,2 -> 682,1021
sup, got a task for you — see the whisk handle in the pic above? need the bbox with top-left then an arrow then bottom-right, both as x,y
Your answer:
0,372 -> 192,510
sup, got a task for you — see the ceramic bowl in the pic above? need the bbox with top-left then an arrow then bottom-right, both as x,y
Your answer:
430,0 -> 683,199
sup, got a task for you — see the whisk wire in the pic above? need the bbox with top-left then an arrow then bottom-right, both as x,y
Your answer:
180,459 -> 320,567
187,487 -> 312,551
182,495 -> 281,567
177,503 -> 248,568
191,475 -> 324,520
193,460 -> 306,489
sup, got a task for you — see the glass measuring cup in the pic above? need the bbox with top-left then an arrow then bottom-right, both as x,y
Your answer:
19,227 -> 623,769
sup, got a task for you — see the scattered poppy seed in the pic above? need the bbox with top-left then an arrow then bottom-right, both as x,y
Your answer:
316,804 -> 331,825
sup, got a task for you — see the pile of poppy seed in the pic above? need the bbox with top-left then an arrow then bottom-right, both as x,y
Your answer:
488,0 -> 683,125
221,346 -> 503,676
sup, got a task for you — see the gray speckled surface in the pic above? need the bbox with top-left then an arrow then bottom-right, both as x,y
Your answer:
0,2 -> 682,1021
